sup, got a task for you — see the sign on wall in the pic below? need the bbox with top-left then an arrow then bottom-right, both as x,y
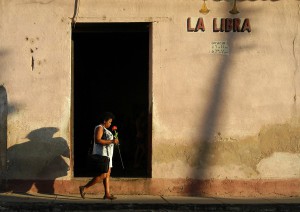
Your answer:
187,18 -> 251,33
211,41 -> 229,55
187,0 -> 251,33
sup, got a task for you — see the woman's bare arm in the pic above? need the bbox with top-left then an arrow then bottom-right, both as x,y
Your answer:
95,126 -> 117,145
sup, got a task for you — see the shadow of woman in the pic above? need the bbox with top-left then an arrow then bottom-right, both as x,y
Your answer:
6,127 -> 70,194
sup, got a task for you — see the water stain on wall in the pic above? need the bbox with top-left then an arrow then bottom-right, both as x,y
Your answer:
154,121 -> 300,179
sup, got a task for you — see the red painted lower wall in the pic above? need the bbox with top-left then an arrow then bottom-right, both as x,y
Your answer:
2,178 -> 300,197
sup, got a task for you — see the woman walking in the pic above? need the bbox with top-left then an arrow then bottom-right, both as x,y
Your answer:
79,112 -> 119,200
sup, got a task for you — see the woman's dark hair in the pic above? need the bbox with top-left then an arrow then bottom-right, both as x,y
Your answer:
102,112 -> 115,122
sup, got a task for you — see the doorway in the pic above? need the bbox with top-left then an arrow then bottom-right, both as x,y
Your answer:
72,23 -> 151,178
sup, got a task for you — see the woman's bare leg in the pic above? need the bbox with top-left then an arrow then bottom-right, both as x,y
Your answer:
103,168 -> 111,197
79,173 -> 106,199
81,173 -> 107,192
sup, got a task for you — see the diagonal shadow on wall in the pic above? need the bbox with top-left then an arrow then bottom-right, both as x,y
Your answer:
187,1 -> 259,195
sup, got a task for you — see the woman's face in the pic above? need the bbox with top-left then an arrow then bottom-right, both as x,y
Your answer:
103,118 -> 113,128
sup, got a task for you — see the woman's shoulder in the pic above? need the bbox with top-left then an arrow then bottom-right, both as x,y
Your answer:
95,124 -> 104,129
94,125 -> 104,133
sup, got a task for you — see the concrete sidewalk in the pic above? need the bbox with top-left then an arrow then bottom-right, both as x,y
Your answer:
1,192 -> 300,211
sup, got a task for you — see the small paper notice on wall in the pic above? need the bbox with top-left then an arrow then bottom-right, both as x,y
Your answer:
211,41 -> 229,55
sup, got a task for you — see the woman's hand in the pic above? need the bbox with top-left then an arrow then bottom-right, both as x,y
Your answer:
113,138 -> 119,145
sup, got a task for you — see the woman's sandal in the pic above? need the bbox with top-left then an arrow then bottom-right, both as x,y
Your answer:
79,186 -> 86,199
103,194 -> 117,200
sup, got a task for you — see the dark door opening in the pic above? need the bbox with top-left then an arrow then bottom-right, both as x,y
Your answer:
72,23 -> 151,178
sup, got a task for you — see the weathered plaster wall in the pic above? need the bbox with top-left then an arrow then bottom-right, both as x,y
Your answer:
154,123 -> 300,179
0,0 -> 73,180
151,0 -> 300,180
0,0 -> 300,187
